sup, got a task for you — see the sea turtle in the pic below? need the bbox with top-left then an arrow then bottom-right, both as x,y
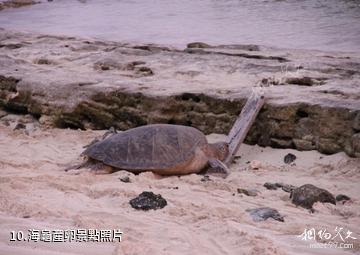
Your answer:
71,124 -> 230,176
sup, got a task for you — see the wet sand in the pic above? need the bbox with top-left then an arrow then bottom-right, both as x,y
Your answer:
0,116 -> 359,255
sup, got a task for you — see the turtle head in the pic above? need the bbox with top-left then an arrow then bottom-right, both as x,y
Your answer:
208,142 -> 229,161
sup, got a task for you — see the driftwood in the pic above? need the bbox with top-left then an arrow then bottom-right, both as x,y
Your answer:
224,90 -> 266,165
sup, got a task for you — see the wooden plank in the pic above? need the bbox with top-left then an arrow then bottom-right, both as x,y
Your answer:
224,90 -> 266,165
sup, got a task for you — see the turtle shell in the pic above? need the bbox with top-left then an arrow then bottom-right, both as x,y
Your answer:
82,124 -> 208,170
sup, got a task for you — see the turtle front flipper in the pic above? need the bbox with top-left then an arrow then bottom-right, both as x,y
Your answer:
87,162 -> 114,174
206,159 -> 229,178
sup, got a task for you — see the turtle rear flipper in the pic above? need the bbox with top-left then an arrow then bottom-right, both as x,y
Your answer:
64,160 -> 91,172
64,159 -> 113,174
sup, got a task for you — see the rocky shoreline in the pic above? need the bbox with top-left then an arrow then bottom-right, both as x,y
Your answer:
0,0 -> 38,11
0,29 -> 359,156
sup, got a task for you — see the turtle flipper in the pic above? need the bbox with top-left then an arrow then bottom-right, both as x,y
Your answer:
206,159 -> 229,178
64,159 -> 113,174
87,162 -> 114,174
64,160 -> 92,172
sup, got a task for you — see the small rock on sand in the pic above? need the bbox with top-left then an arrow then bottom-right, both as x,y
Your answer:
246,207 -> 284,222
336,194 -> 351,202
119,176 -> 131,183
263,182 -> 297,193
263,182 -> 278,190
290,184 -> 336,210
200,175 -> 212,182
237,188 -> 258,197
284,153 -> 296,164
129,191 -> 167,211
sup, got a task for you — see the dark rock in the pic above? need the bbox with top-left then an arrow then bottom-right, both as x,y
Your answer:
284,153 -> 296,164
0,43 -> 23,49
237,188 -> 258,197
100,65 -> 110,71
200,175 -> 211,182
285,77 -> 314,86
135,66 -> 153,76
233,155 -> 241,163
187,42 -> 211,49
13,123 -> 26,130
266,182 -> 297,193
246,207 -> 284,222
129,191 -> 167,211
35,58 -> 53,65
126,61 -> 146,70
290,184 -> 336,209
336,194 -> 351,202
119,176 -> 131,183
296,109 -> 309,118
264,182 -> 278,190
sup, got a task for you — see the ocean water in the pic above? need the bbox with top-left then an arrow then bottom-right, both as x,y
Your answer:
0,0 -> 359,52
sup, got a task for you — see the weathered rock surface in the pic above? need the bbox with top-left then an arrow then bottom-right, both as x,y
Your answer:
0,0 -> 38,10
0,29 -> 360,156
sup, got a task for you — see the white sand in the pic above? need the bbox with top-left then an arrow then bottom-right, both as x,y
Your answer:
0,122 -> 359,255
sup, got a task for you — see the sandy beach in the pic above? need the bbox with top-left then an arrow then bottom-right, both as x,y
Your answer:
0,115 -> 359,255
